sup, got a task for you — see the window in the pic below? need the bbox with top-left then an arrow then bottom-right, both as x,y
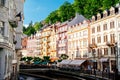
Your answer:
103,13 -> 107,17
111,47 -> 115,55
118,22 -> 120,27
79,32 -> 81,37
97,49 -> 102,57
103,24 -> 107,30
83,50 -> 87,57
92,27 -> 95,33
0,0 -> 5,6
83,30 -> 87,36
97,15 -> 101,20
97,26 -> 100,32
0,21 -> 4,35
104,35 -> 108,42
110,10 -> 114,15
110,34 -> 115,43
110,21 -> 114,29
119,34 -> 120,41
83,40 -> 87,47
97,36 -> 101,43
92,38 -> 95,44
104,48 -> 108,55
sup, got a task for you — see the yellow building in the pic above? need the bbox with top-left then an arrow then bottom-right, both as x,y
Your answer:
49,24 -> 57,57
40,25 -> 51,57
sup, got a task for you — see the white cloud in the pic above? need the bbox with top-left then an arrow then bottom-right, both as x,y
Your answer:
24,24 -> 29,28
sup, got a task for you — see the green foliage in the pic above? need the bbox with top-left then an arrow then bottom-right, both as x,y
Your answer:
33,57 -> 42,64
45,1 -> 75,24
73,0 -> 119,19
34,22 -> 43,31
59,54 -> 69,60
45,10 -> 60,24
58,1 -> 75,22
20,57 -> 27,61
23,21 -> 36,36
43,56 -> 50,61
26,56 -> 33,61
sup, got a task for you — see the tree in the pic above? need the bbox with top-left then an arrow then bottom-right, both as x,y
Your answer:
26,56 -> 33,64
102,0 -> 119,10
33,22 -> 43,31
24,21 -> 36,36
33,57 -> 42,64
83,0 -> 103,18
59,54 -> 69,60
73,0 -> 86,14
23,26 -> 27,33
45,10 -> 60,24
58,1 -> 75,22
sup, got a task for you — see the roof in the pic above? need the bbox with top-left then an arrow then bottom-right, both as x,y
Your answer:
68,13 -> 86,27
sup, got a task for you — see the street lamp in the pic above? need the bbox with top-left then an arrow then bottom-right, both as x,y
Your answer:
106,42 -> 118,80
89,43 -> 97,79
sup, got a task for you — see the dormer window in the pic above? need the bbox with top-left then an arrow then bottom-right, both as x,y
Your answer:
92,16 -> 95,22
97,13 -> 101,20
110,7 -> 115,15
103,10 -> 107,17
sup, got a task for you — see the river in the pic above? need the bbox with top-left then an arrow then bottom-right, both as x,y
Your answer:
19,75 -> 46,80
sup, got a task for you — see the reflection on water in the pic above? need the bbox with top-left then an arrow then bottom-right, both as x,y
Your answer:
19,75 -> 44,80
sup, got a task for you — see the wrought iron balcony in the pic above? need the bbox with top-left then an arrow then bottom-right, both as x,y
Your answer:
106,42 -> 115,47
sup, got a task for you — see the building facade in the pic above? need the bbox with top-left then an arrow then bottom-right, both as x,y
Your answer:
67,20 -> 90,60
0,0 -> 24,79
49,24 -> 57,57
40,25 -> 51,57
90,6 -> 120,72
56,22 -> 68,57
67,14 -> 87,59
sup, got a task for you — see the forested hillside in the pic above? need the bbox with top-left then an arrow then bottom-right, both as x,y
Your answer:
23,0 -> 119,36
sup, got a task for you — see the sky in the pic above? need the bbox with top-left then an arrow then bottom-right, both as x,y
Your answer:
24,0 -> 74,26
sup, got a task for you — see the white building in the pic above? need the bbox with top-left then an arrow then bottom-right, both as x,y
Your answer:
90,6 -> 120,72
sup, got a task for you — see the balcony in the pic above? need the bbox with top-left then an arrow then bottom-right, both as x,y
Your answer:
106,42 -> 115,46
40,40 -> 43,44
40,47 -> 43,50
47,45 -> 50,49
9,20 -> 18,28
0,35 -> 12,49
47,39 -> 50,43
46,34 -> 50,37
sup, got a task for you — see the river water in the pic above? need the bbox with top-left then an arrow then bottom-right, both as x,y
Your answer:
19,75 -> 46,80
19,74 -> 76,80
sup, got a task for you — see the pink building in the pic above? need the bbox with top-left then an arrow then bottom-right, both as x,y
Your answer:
57,21 -> 68,57
26,35 -> 38,57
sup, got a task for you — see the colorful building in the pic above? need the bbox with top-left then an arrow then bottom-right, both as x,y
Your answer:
26,35 -> 38,57
90,6 -> 120,72
49,24 -> 57,57
40,25 -> 51,57
67,14 -> 88,60
56,21 -> 68,57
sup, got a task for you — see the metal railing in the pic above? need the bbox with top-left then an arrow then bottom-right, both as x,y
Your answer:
59,67 -> 116,80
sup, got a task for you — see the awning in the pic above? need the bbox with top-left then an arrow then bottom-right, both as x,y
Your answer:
69,60 -> 86,66
99,58 -> 108,62
59,60 -> 72,65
